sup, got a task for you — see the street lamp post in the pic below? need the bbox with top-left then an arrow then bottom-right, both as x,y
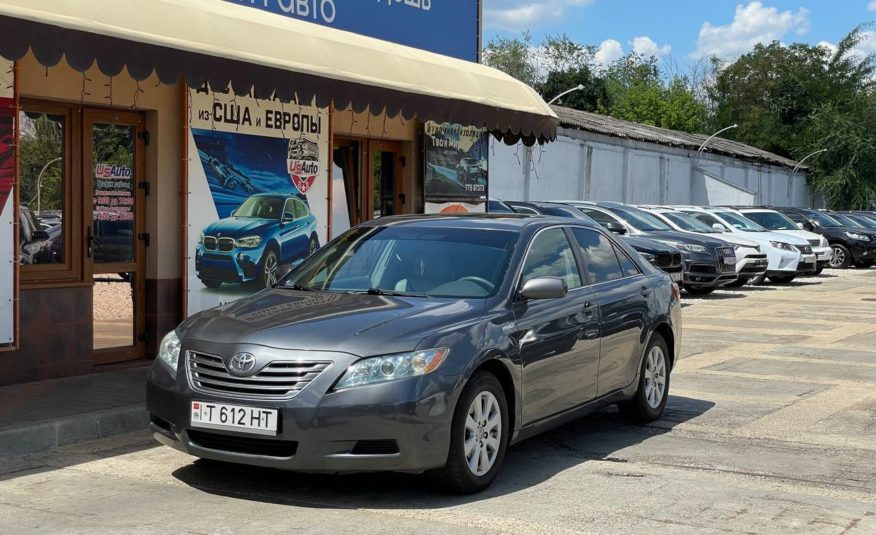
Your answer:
36,157 -> 62,215
523,85 -> 586,200
695,124 -> 738,160
792,149 -> 827,174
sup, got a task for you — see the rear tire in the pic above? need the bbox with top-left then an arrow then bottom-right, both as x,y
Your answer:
619,334 -> 670,423
724,277 -> 749,288
768,274 -> 796,284
429,371 -> 508,494
830,244 -> 852,269
684,286 -> 715,295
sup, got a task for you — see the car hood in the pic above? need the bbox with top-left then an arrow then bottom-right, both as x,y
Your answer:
639,230 -> 730,249
179,289 -> 485,356
769,229 -> 825,243
619,235 -> 678,255
202,217 -> 274,237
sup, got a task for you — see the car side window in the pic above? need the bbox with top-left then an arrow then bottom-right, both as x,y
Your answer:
579,208 -> 617,226
692,213 -> 724,229
571,228 -> 625,284
294,200 -> 308,219
521,228 -> 582,289
614,244 -> 641,277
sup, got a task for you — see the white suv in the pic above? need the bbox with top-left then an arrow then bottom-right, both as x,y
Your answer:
736,208 -> 832,274
640,206 -> 768,287
674,206 -> 814,284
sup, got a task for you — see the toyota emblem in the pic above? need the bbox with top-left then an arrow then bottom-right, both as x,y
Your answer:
229,352 -> 257,376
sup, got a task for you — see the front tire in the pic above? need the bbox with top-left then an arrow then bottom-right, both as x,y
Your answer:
830,244 -> 852,269
619,334 -> 670,423
260,249 -> 280,288
430,371 -> 508,494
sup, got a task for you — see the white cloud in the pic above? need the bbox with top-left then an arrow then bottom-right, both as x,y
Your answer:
690,2 -> 811,59
631,36 -> 672,58
818,32 -> 876,60
483,0 -> 594,31
869,1 -> 876,11
594,39 -> 624,68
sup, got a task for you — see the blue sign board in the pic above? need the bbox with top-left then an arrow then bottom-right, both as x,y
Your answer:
227,0 -> 480,61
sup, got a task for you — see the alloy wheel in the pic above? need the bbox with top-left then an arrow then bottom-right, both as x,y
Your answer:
464,391 -> 502,476
830,246 -> 846,268
264,254 -> 279,286
643,346 -> 667,409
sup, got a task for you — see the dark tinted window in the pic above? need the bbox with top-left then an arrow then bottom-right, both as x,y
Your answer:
614,244 -> 640,277
744,211 -> 798,230
578,208 -> 618,226
521,228 -> 582,289
571,228 -> 624,284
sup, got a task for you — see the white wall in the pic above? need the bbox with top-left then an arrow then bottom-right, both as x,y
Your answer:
490,129 -> 815,208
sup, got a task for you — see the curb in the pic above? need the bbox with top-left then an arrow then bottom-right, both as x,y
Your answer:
0,404 -> 148,457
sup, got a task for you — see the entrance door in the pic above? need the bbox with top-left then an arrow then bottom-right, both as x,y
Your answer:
84,110 -> 147,364
368,141 -> 404,219
332,137 -> 405,229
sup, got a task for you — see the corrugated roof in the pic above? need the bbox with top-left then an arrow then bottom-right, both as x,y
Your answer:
552,105 -> 801,170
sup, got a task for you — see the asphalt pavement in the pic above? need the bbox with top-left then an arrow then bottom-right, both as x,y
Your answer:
1,269 -> 875,534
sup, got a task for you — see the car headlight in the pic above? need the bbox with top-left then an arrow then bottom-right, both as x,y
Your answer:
845,232 -> 870,241
639,252 -> 656,263
334,347 -> 449,390
770,241 -> 796,252
157,331 -> 182,373
198,232 -> 204,245
236,235 -> 262,248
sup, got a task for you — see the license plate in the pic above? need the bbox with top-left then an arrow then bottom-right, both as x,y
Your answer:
670,271 -> 682,282
191,401 -> 278,436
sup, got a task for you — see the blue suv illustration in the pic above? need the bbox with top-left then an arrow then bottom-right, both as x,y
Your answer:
196,193 -> 319,289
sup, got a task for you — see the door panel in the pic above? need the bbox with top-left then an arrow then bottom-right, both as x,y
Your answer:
84,110 -> 146,364
592,279 -> 648,395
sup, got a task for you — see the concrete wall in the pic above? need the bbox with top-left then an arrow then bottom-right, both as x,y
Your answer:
491,126 -> 816,208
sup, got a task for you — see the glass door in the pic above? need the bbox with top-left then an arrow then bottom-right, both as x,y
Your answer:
84,110 -> 146,364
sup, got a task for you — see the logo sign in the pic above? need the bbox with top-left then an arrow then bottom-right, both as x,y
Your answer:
225,0 -> 480,61
287,136 -> 321,194
95,163 -> 133,180
229,352 -> 257,376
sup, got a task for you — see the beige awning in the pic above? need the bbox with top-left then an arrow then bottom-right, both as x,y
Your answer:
0,0 -> 556,144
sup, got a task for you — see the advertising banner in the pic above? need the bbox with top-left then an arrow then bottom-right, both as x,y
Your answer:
423,121 -> 488,214
227,0 -> 480,61
186,85 -> 329,317
0,59 -> 14,347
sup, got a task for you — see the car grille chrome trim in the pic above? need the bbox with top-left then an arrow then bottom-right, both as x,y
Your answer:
186,351 -> 331,400
795,244 -> 813,254
203,236 -> 217,251
218,237 -> 235,252
808,239 -> 821,248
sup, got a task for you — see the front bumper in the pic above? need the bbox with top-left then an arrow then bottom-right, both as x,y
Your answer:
195,244 -> 266,283
796,254 -> 818,274
735,254 -> 768,278
682,259 -> 737,288
146,350 -> 463,473
813,246 -> 832,268
849,242 -> 876,262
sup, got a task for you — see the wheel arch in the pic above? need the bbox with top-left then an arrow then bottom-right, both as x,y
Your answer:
467,355 -> 518,441
649,322 -> 676,370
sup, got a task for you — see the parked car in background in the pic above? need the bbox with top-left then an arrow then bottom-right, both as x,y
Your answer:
564,201 -> 737,295
504,201 -> 684,282
196,193 -> 319,289
148,214 -> 681,493
735,208 -> 832,275
774,207 -> 876,269
456,157 -> 485,184
639,206 -> 768,287
839,212 -> 876,231
486,198 -> 515,213
674,206 -> 811,284
19,204 -> 58,265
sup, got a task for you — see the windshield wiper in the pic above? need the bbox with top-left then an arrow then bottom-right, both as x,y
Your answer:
361,288 -> 429,298
284,283 -> 314,291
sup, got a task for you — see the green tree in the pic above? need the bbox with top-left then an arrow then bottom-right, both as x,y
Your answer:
483,32 -> 537,87
539,66 -> 608,112
18,114 -> 64,212
660,78 -> 708,132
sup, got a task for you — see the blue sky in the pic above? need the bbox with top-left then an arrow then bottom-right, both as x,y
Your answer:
482,1 -> 876,67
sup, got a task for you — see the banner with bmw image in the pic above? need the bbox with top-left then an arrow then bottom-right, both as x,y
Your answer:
186,84 -> 329,317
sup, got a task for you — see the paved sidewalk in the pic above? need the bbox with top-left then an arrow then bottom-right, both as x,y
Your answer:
0,365 -> 149,456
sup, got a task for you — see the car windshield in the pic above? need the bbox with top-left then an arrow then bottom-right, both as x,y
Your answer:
831,213 -> 865,228
234,196 -> 284,219
282,225 -> 517,298
743,211 -> 798,231
713,211 -> 766,232
607,206 -> 672,231
806,210 -> 842,227
660,212 -> 716,233
849,215 -> 876,229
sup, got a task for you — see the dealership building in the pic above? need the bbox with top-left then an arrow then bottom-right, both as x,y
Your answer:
0,0 -> 556,385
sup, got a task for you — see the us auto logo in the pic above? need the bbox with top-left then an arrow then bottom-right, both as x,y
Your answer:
229,353 -> 257,376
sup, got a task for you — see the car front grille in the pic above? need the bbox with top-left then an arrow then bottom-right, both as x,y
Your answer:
717,247 -> 736,273
203,236 -> 217,251
795,244 -> 813,254
808,239 -> 822,248
218,237 -> 235,252
655,252 -> 683,268
187,352 -> 331,400
188,429 -> 298,457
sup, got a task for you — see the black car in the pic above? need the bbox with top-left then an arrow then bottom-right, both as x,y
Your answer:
505,201 -> 684,283
147,214 -> 681,493
775,207 -> 876,269
566,202 -> 737,295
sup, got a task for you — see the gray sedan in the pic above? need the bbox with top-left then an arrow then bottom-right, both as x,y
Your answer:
147,214 -> 682,493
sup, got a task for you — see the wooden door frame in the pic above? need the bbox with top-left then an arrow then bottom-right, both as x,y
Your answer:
332,137 -> 406,224
82,108 -> 147,365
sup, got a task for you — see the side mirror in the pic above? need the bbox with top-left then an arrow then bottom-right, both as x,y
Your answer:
520,277 -> 567,300
230,209 -> 237,217
282,213 -> 295,223
605,221 -> 627,235
796,222 -> 805,230
712,223 -> 726,232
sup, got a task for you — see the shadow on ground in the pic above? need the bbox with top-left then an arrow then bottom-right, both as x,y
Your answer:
170,395 -> 714,507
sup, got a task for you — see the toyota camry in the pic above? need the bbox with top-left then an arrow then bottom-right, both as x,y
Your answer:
147,214 -> 681,493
